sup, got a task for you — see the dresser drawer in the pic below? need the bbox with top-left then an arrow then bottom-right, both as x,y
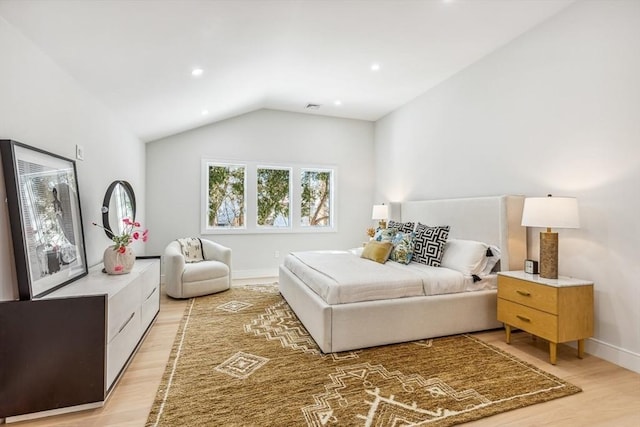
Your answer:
141,284 -> 159,330
138,262 -> 160,302
498,276 -> 558,314
107,279 -> 140,343
498,299 -> 558,342
106,307 -> 142,389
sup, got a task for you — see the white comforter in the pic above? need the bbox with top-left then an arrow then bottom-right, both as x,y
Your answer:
285,250 -> 496,305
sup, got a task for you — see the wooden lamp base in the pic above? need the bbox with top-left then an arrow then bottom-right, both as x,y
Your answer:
540,230 -> 558,279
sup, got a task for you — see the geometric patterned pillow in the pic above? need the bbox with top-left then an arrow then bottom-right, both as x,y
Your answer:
388,220 -> 415,234
389,231 -> 415,264
412,224 -> 450,267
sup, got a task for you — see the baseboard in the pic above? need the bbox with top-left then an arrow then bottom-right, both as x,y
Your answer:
159,268 -> 279,286
232,268 -> 279,279
584,338 -> 640,374
4,401 -> 103,424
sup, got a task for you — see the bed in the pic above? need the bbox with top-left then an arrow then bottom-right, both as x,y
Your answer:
278,195 -> 526,353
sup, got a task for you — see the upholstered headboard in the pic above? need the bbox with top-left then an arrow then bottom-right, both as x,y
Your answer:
389,195 -> 526,271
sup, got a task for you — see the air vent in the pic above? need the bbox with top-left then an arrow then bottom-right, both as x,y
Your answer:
305,103 -> 321,110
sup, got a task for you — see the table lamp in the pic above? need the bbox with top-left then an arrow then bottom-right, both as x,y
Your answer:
371,204 -> 389,229
521,195 -> 580,279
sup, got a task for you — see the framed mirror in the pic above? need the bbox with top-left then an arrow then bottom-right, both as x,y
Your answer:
101,180 -> 136,238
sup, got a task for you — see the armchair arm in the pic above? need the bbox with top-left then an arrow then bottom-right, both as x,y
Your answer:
202,240 -> 232,269
164,242 -> 186,293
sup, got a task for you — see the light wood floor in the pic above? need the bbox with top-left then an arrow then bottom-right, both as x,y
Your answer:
9,278 -> 640,426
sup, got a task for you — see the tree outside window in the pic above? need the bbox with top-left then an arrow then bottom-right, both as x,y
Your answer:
257,167 -> 291,227
202,160 -> 335,234
301,169 -> 332,227
207,163 -> 245,228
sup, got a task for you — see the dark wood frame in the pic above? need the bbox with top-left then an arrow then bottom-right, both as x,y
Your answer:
0,139 -> 88,300
101,180 -> 136,239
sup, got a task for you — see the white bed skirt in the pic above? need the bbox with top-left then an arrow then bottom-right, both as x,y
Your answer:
279,265 -> 502,353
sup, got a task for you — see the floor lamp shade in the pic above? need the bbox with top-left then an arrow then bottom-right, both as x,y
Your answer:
521,196 -> 580,279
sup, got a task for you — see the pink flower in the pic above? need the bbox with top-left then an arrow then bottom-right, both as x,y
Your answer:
93,219 -> 148,249
114,265 -> 123,272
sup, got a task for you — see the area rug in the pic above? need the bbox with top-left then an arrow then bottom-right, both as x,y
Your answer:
147,285 -> 580,426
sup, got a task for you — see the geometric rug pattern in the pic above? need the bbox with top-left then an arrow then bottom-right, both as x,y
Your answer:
244,299 -> 361,361
147,285 -> 581,426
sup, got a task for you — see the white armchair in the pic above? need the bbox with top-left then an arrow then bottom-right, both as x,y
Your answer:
164,238 -> 231,298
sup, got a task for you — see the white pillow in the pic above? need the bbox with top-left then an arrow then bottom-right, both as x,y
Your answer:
482,245 -> 501,275
441,239 -> 489,276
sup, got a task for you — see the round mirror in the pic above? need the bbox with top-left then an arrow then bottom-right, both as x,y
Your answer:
101,180 -> 136,238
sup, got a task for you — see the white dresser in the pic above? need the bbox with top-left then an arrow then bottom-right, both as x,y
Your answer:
51,258 -> 161,389
0,258 -> 160,422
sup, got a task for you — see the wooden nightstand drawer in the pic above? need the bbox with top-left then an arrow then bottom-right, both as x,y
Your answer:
497,299 -> 558,342
498,275 -> 558,314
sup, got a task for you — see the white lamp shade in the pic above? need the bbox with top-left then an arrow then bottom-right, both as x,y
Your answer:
521,196 -> 580,229
371,204 -> 389,220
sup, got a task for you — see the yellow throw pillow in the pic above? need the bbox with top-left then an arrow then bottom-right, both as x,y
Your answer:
361,241 -> 394,264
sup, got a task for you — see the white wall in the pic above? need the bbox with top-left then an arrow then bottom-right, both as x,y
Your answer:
146,109 -> 374,277
0,17 -> 146,301
375,0 -> 640,372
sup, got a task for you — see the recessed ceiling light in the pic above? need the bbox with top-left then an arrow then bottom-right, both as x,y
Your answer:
192,68 -> 204,77
334,100 -> 342,106
201,109 -> 209,115
370,63 -> 380,71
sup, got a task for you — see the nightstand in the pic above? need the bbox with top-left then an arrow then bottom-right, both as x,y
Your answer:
497,271 -> 594,364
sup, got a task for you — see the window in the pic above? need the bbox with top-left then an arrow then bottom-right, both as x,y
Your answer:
301,169 -> 332,227
205,163 -> 245,228
257,166 -> 291,227
202,160 -> 335,234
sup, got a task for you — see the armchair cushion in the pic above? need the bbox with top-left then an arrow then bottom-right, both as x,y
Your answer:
182,260 -> 229,283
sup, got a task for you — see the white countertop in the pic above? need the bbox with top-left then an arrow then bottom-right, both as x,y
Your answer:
498,270 -> 593,287
41,258 -> 159,300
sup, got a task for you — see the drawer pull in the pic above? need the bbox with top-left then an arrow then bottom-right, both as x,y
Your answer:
145,286 -> 157,301
516,290 -> 531,297
516,315 -> 531,323
118,312 -> 136,334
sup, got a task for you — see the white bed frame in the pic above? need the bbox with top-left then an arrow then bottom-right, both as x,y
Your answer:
279,195 -> 526,353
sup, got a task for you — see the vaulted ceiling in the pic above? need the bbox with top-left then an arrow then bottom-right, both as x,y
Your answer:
0,0 -> 574,142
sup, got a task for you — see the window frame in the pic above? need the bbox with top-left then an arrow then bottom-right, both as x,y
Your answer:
300,167 -> 335,229
255,165 -> 292,230
201,159 -> 337,235
201,161 -> 247,232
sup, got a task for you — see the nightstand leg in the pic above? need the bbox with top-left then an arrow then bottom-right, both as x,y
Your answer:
578,339 -> 585,359
549,342 -> 557,365
505,324 -> 511,344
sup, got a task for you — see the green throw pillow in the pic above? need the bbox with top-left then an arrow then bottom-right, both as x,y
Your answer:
390,232 -> 415,264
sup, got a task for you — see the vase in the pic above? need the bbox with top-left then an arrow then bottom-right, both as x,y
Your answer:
103,245 -> 135,275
